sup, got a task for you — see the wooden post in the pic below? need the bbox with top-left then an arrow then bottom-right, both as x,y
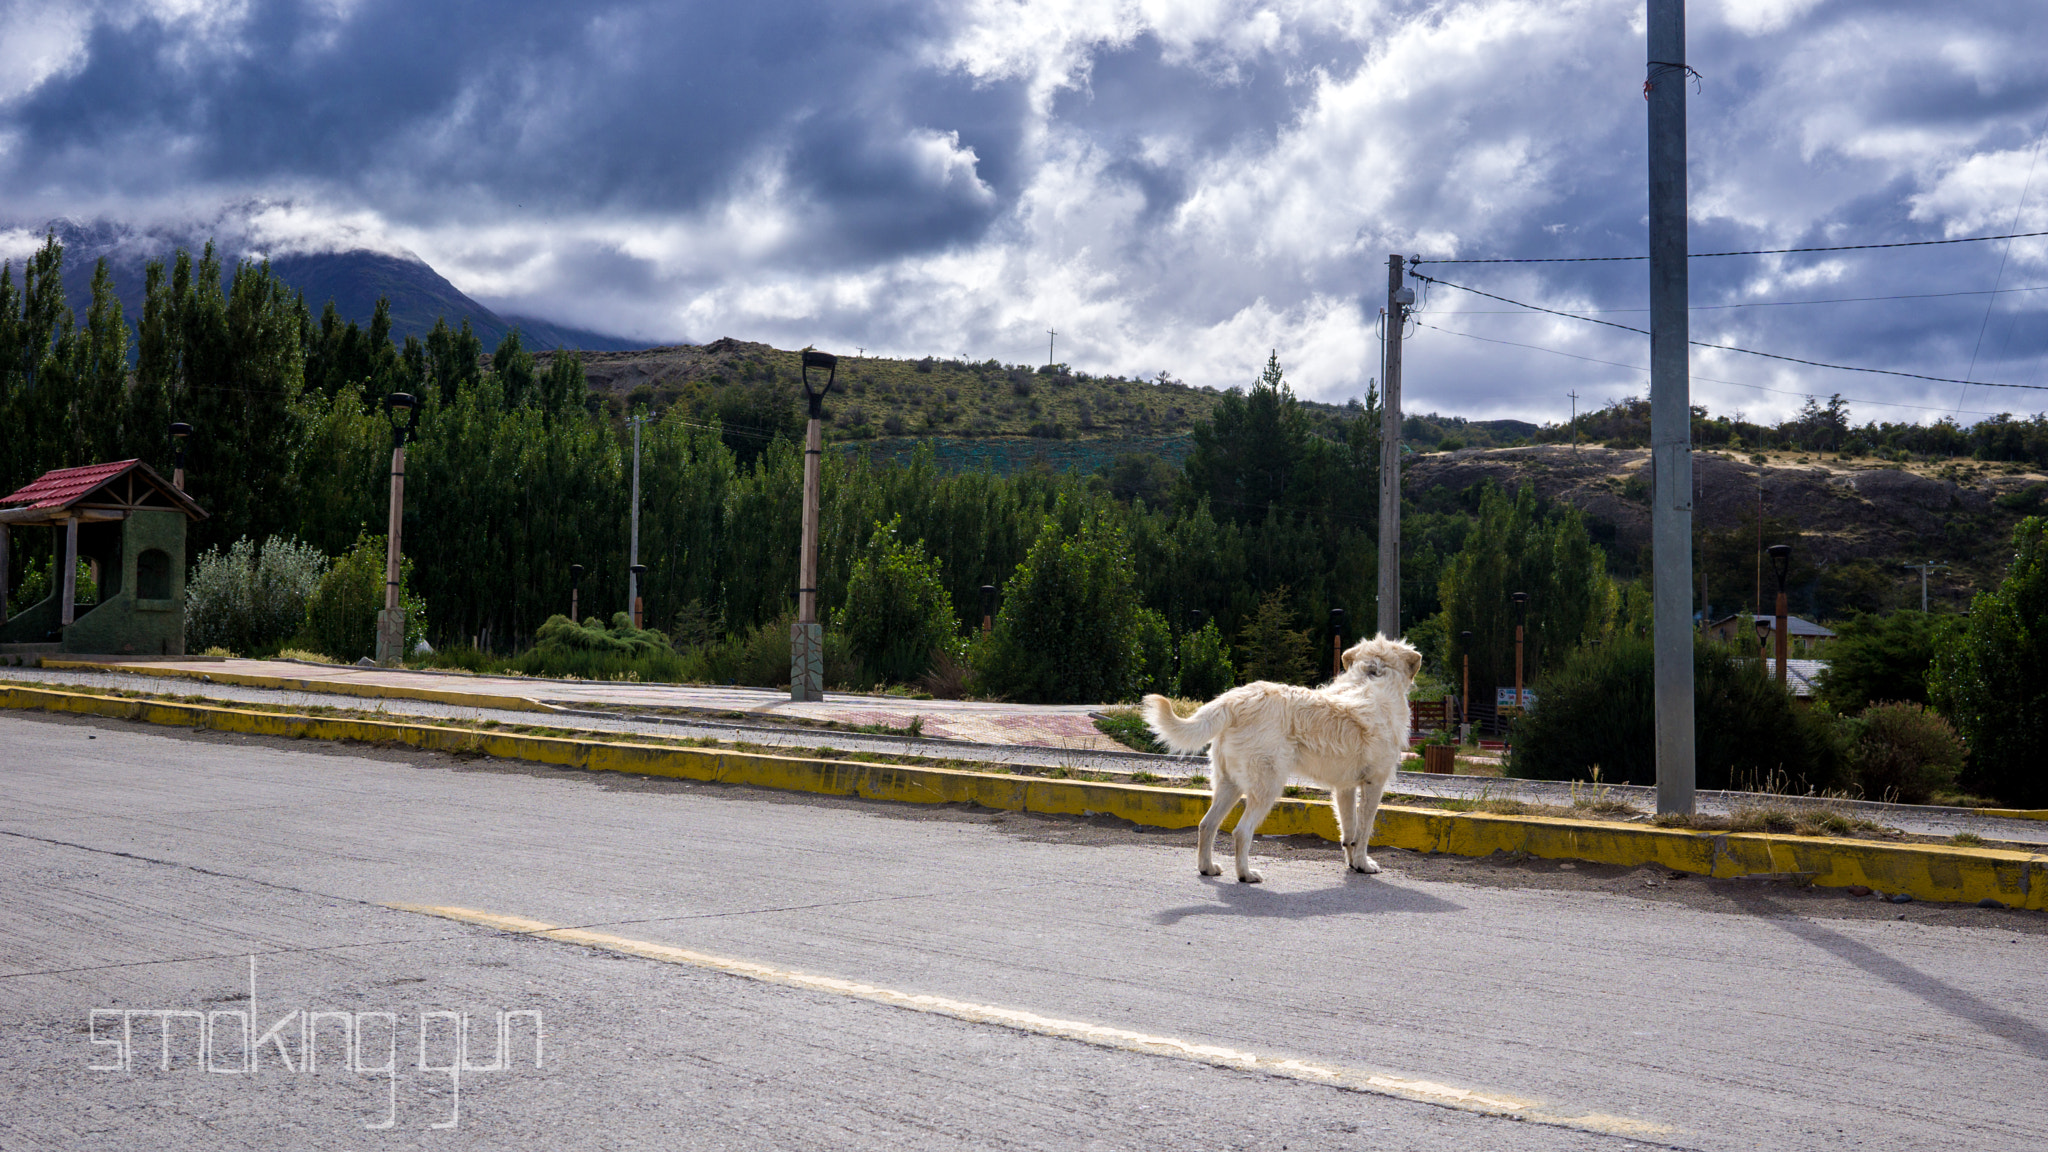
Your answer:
60,517 -> 78,626
1514,622 -> 1524,711
1775,591 -> 1789,687
0,525 -> 9,625
376,441 -> 406,662
1377,255 -> 1407,639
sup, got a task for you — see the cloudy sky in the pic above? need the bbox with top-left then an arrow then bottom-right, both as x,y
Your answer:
2,0 -> 2044,425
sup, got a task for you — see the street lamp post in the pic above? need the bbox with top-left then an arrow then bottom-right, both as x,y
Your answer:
375,393 -> 419,664
1511,592 -> 1529,712
170,423 -> 193,492
792,350 -> 837,702
1329,607 -> 1345,679
629,564 -> 648,629
1459,629 -> 1473,740
980,585 -> 996,637
569,564 -> 584,622
1768,543 -> 1791,687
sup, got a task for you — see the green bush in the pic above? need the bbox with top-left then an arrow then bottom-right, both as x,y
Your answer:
505,642 -> 700,683
1930,516 -> 2048,806
1175,620 -> 1235,700
1234,586 -> 1314,685
533,612 -> 673,658
1510,635 -> 1846,791
1817,610 -> 1947,712
978,507 -> 1144,703
302,533 -> 426,662
1848,701 -> 1964,804
185,536 -> 326,657
7,555 -> 96,616
1134,608 -> 1174,696
840,517 -> 956,685
700,614 -> 865,689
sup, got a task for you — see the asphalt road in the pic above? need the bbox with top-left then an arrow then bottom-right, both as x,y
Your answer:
2,711 -> 2044,1151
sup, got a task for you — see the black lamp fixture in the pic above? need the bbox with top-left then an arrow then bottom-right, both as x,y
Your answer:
385,392 -> 419,448
1188,607 -> 1205,632
800,350 -> 837,419
1511,591 -> 1528,622
169,422 -> 193,488
980,583 -> 996,620
629,563 -> 648,578
1767,544 -> 1791,594
570,563 -> 585,585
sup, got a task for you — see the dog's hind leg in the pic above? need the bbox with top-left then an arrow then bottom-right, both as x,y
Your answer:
1195,755 -> 1237,878
1348,777 -> 1391,874
1230,763 -> 1284,884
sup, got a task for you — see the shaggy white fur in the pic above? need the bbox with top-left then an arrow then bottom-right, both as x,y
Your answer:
1143,635 -> 1422,883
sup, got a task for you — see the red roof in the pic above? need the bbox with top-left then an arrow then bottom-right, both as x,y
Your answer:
2,460 -> 142,509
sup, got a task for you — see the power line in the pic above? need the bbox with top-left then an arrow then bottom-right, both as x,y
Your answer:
1409,271 -> 2048,392
1445,283 -> 2048,314
1408,228 -> 2048,265
1960,121 -> 2047,412
1412,321 -> 2016,416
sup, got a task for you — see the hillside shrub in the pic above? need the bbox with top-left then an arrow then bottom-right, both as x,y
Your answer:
1930,516 -> 2048,806
302,533 -> 426,662
1510,635 -> 1847,791
841,517 -> 956,685
1175,621 -> 1235,700
979,507 -> 1144,703
185,536 -> 326,656
1848,702 -> 1964,804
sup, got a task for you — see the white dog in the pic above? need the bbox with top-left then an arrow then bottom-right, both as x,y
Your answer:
1143,635 -> 1421,883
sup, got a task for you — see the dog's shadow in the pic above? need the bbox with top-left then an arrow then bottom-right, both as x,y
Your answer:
1152,873 -> 1464,924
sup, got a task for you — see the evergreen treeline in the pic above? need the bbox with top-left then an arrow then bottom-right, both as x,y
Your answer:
1541,394 -> 2048,465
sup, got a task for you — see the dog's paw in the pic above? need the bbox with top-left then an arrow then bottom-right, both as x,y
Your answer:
1237,869 -> 1265,884
1349,855 -> 1382,875
1199,863 -> 1223,877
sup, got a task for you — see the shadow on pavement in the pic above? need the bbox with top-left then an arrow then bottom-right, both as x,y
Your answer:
1152,874 -> 1465,924
1755,894 -> 2048,1061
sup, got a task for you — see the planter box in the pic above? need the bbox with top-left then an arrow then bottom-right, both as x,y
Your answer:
1422,745 -> 1457,774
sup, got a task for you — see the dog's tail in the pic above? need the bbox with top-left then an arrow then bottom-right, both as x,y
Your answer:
1142,693 -> 1231,754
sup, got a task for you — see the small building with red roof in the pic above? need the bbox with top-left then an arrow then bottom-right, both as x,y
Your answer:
1,459 -> 207,659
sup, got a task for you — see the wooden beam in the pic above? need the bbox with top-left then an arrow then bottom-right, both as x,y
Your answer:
60,517 -> 77,627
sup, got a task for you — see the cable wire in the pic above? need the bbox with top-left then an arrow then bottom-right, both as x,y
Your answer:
1959,123 -> 2046,412
1407,228 -> 2048,265
1408,271 -> 2048,392
1411,321 -> 2013,416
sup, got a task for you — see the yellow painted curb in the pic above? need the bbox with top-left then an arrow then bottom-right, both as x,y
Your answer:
8,685 -> 2045,910
1978,808 -> 2048,822
39,660 -> 553,713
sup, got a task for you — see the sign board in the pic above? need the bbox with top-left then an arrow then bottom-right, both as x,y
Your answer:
1495,688 -> 1537,709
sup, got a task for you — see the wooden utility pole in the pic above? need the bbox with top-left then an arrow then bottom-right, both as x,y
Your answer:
1568,391 -> 1580,452
793,351 -> 837,702
1647,0 -> 1696,816
1046,328 -> 1058,368
628,414 -> 646,628
1903,561 -> 1948,612
1377,255 -> 1410,639
375,393 -> 418,664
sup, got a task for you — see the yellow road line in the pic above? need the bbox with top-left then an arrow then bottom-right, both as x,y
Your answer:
388,902 -> 1674,1141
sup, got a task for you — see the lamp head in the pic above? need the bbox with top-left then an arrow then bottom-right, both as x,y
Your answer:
385,392 -> 419,446
800,350 -> 838,419
1767,544 -> 1791,591
1329,607 -> 1344,628
629,564 -> 648,578
569,564 -> 584,585
169,422 -> 192,440
1459,630 -> 1472,644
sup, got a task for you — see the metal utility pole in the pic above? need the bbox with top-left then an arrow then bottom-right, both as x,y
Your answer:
793,351 -> 837,702
1046,328 -> 1058,368
1647,0 -> 1696,815
1568,392 -> 1580,452
1903,561 -> 1948,612
628,414 -> 646,628
1378,255 -> 1411,640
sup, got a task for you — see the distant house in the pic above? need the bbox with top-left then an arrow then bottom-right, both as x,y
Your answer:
1704,614 -> 1837,653
1765,658 -> 1826,702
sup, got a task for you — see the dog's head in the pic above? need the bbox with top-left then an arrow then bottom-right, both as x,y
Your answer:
1339,635 -> 1423,687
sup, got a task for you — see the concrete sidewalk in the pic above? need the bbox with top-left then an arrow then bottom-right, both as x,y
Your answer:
40,656 -> 1127,751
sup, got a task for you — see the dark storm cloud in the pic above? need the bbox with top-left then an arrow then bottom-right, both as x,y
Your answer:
6,0 -> 1022,257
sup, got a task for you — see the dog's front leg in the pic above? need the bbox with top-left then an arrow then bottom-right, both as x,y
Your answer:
1333,786 -> 1361,870
1349,778 -> 1389,874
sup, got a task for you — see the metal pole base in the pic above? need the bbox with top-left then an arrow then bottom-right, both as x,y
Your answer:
790,621 -> 824,702
375,607 -> 406,665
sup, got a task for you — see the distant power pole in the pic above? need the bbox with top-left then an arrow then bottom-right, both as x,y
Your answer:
1047,328 -> 1058,368
1647,0 -> 1696,816
1903,561 -> 1949,612
1568,390 -> 1580,451
1377,255 -> 1412,639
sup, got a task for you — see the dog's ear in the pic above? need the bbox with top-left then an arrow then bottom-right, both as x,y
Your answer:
1402,646 -> 1422,678
1340,646 -> 1357,671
